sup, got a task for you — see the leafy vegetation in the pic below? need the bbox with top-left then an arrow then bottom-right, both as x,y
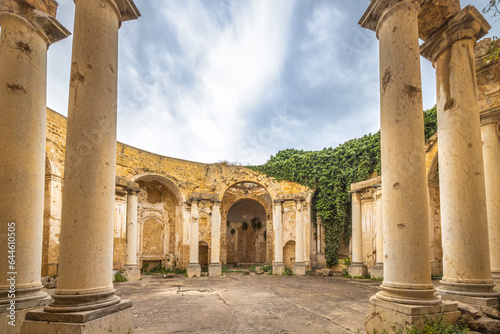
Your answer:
483,0 -> 500,19
250,108 -> 437,266
385,313 -> 469,334
114,272 -> 128,282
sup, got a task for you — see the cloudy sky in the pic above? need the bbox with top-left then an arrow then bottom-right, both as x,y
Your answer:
45,0 -> 499,165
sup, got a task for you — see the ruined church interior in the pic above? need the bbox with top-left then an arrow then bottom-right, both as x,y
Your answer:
1,0 -> 500,333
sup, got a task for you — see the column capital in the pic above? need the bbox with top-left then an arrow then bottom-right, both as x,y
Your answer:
349,190 -> 363,198
126,186 -> 140,195
421,6 -> 490,63
480,107 -> 500,127
0,9 -> 70,46
211,200 -> 221,205
273,199 -> 284,204
99,0 -> 140,26
359,0 -> 422,38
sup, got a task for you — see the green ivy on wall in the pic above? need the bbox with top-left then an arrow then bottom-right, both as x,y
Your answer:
249,107 -> 437,267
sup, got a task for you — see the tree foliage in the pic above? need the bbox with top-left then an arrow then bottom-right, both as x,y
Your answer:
483,0 -> 500,19
249,108 -> 438,266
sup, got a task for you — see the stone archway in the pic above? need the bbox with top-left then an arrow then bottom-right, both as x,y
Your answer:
134,174 -> 183,270
221,182 -> 273,266
226,199 -> 267,265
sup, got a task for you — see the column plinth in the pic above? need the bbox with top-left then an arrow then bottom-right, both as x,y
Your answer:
371,187 -> 384,279
124,187 -> 140,281
293,199 -> 306,276
421,5 -> 499,308
481,109 -> 500,288
360,0 -> 459,331
272,200 -> 285,275
187,199 -> 201,277
209,200 -> 222,276
348,191 -> 367,277
21,0 -> 140,333
0,4 -> 69,332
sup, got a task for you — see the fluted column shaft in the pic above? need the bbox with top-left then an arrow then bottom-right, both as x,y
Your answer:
0,7 -> 68,311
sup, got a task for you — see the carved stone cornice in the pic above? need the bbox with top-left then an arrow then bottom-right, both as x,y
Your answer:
420,5 -> 490,63
480,107 -> 500,126
359,0 -> 422,38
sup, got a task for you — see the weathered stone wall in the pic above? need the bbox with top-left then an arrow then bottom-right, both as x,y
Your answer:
43,108 -> 315,273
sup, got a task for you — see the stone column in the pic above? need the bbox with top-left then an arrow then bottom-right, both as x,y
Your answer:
371,186 -> 383,279
0,2 -> 69,332
124,187 -> 141,281
421,6 -> 499,307
360,0 -> 459,332
481,109 -> 500,287
22,1 -> 140,333
316,217 -> 322,254
293,199 -> 306,275
187,199 -> 201,277
348,191 -> 367,277
272,200 -> 285,275
209,200 -> 222,276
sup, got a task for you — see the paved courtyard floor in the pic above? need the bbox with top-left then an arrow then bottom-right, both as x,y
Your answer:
112,273 -> 382,334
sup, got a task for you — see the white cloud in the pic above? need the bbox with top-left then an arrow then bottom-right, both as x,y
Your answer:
116,0 -> 297,163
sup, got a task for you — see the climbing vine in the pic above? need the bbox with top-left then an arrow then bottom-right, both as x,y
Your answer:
249,108 -> 438,266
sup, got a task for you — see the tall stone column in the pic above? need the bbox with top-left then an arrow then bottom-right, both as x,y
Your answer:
0,2 -> 69,332
371,186 -> 384,279
481,109 -> 500,287
187,199 -> 201,277
360,0 -> 459,331
348,191 -> 366,277
124,187 -> 140,281
293,199 -> 306,275
421,6 -> 499,307
272,200 -> 285,275
209,200 -> 222,276
22,1 -> 140,333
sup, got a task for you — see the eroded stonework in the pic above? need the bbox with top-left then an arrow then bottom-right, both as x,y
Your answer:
43,109 -> 316,274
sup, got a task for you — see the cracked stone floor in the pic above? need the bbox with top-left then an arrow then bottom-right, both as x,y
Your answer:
111,273 -> 381,333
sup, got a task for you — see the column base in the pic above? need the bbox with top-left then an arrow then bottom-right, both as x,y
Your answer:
293,262 -> 306,276
365,295 -> 461,333
492,271 -> 500,292
208,263 -> 222,277
273,262 -> 285,275
0,296 -> 52,334
21,300 -> 133,334
371,263 -> 384,280
348,262 -> 368,277
437,280 -> 500,308
124,265 -> 141,281
187,263 -> 201,278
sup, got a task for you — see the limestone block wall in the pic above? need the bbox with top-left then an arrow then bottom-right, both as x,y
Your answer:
43,108 -> 315,273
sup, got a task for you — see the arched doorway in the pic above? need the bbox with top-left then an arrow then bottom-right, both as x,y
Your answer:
221,182 -> 273,266
226,199 -> 267,265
